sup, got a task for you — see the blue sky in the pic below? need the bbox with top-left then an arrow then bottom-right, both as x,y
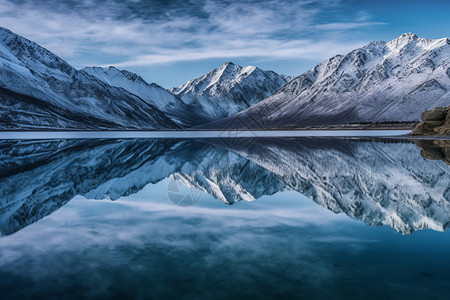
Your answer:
1,0 -> 449,87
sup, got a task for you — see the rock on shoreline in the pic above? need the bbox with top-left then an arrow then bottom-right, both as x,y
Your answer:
411,106 -> 450,135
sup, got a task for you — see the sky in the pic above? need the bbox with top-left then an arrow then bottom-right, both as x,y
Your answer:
1,0 -> 450,88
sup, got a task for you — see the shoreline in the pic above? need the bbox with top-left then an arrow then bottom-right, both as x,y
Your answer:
0,125 -> 417,133
0,122 -> 417,133
0,129 -> 412,140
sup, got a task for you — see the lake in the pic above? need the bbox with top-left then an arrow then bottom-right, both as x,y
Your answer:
1,132 -> 450,299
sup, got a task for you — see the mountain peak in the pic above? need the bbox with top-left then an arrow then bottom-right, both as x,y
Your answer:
217,61 -> 239,74
83,66 -> 148,85
399,32 -> 418,39
387,32 -> 420,49
118,68 -> 147,84
170,61 -> 290,121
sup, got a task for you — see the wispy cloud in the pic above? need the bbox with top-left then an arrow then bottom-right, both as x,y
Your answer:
0,0 -> 387,68
314,21 -> 388,30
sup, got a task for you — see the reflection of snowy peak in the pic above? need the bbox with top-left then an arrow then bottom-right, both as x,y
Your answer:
2,137 -> 450,235
0,139 -> 283,234
206,33 -> 450,129
0,139 -> 178,234
170,147 -> 285,204
170,62 -> 291,121
226,138 -> 450,234
0,27 -> 178,129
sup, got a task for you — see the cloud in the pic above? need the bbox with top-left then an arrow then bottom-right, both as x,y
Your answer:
0,0 -> 387,68
113,39 -> 366,67
314,21 -> 388,30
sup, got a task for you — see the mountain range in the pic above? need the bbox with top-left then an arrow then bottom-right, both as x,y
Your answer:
205,33 -> 450,129
0,27 -> 289,129
1,27 -> 450,129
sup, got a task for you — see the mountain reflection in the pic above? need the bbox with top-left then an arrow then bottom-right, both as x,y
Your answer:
1,137 -> 450,235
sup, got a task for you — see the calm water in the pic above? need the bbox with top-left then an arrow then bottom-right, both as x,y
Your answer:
1,135 -> 450,299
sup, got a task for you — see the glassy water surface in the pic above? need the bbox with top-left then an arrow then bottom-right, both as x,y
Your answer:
1,136 -> 450,299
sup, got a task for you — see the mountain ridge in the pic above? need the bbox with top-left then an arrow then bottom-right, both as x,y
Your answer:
0,27 -> 179,130
82,61 -> 292,126
82,66 -> 192,126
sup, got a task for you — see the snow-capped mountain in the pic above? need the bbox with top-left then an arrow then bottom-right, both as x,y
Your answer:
0,27 -> 178,129
204,33 -> 450,129
82,66 -> 194,126
170,62 -> 292,122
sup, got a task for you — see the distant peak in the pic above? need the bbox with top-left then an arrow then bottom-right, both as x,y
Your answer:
83,66 -> 108,71
215,61 -> 240,74
390,32 -> 419,43
119,69 -> 148,84
387,32 -> 420,49
399,32 -> 418,39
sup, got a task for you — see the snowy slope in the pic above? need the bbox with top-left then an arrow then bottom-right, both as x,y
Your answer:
204,33 -> 450,129
170,62 -> 291,122
0,27 -> 178,129
82,66 -> 192,126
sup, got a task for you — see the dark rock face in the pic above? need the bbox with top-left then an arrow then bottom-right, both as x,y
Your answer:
421,108 -> 445,121
411,106 -> 450,135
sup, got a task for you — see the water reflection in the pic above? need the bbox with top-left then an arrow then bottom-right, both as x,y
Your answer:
415,139 -> 450,165
1,137 -> 450,235
3,193 -> 450,300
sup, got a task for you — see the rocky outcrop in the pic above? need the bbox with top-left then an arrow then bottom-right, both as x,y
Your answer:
411,106 -> 450,135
